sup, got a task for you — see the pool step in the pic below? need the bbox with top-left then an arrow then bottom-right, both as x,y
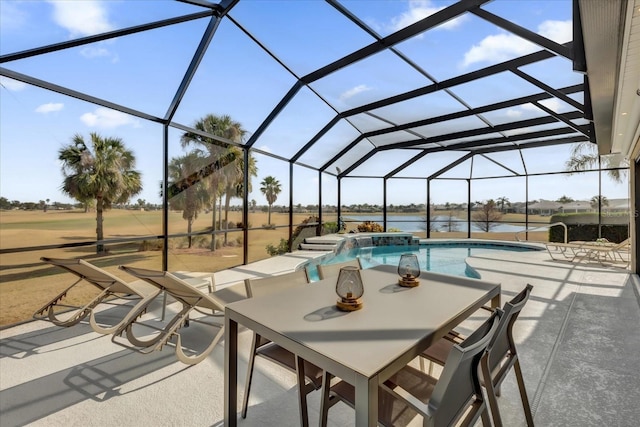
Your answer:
299,242 -> 336,251
299,236 -> 343,251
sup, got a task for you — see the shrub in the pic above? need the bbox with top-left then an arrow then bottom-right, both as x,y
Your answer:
357,221 -> 383,232
266,238 -> 290,256
323,221 -> 339,234
262,223 -> 276,230
138,240 -> 163,251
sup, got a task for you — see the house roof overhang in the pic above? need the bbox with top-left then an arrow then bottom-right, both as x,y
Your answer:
579,0 -> 640,159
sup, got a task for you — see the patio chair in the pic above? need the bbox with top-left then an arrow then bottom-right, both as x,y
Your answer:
319,308 -> 502,427
420,284 -> 535,427
34,257 -> 162,335
316,257 -> 362,280
242,269 -> 324,427
114,265 -> 246,365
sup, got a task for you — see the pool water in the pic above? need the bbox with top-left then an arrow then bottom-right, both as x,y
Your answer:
306,242 -> 539,281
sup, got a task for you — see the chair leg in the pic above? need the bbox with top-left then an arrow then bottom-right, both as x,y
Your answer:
480,406 -> 492,426
481,360 -> 503,427
241,333 -> 260,418
514,359 -> 535,426
295,356 -> 310,427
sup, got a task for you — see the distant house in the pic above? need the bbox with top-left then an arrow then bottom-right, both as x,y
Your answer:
527,200 -> 561,215
603,198 -> 630,213
524,198 -> 630,215
560,201 -> 592,213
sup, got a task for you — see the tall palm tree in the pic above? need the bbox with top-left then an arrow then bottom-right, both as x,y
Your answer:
566,141 -> 628,182
260,176 -> 281,225
590,195 -> 609,211
221,147 -> 258,244
168,153 -> 209,248
59,132 -> 142,253
496,196 -> 510,213
181,114 -> 246,251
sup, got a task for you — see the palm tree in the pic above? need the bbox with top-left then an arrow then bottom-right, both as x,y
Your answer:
168,153 -> 209,248
59,132 -> 142,253
566,141 -> 628,182
496,196 -> 510,213
590,195 -> 609,211
220,147 -> 258,244
556,195 -> 574,203
260,176 -> 281,225
181,114 -> 246,251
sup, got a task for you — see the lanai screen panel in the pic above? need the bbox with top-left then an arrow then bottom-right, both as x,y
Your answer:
5,19 -> 207,118
255,86 -> 337,159
0,1 -> 204,53
172,17 -> 297,136
229,0 -> 375,77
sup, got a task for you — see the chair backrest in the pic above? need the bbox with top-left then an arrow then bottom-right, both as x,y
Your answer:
42,256 -> 150,296
317,258 -> 362,280
614,238 -> 631,249
427,308 -> 502,427
119,265 -> 221,311
486,284 -> 533,374
244,269 -> 310,299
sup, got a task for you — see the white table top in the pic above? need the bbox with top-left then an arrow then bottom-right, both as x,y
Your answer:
226,264 -> 500,382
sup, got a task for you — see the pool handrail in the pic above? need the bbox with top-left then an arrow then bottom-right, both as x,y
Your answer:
515,222 -> 568,243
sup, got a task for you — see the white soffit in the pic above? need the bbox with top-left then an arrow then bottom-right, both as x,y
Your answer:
613,0 -> 640,160
579,0 -> 625,156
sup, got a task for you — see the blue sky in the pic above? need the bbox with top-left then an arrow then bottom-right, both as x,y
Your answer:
0,0 -> 628,207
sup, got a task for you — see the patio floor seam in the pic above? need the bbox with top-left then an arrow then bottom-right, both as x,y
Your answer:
528,281 -> 579,417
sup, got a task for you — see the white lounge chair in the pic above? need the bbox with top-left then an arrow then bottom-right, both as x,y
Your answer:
34,257 -> 162,335
114,265 -> 246,365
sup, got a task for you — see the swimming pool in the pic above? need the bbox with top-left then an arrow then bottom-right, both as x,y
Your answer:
306,241 -> 541,281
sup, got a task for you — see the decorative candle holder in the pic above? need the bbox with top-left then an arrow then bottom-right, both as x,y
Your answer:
335,266 -> 364,311
398,253 -> 421,287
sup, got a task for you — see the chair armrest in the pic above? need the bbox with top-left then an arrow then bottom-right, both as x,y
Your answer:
380,379 -> 432,420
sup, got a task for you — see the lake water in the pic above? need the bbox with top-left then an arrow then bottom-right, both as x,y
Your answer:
343,215 -> 530,233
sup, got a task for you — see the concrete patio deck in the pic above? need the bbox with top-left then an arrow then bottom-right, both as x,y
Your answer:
1,247 -> 639,426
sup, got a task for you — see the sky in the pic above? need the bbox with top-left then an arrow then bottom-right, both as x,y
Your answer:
0,0 -> 628,208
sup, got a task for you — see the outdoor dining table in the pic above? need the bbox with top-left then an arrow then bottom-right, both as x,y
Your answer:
224,264 -> 501,427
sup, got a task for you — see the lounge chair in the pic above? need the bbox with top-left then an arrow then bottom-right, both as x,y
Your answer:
34,257 -> 163,335
242,269 -> 324,427
545,238 -> 630,265
544,241 -> 590,261
114,265 -> 246,365
316,257 -> 362,280
574,238 -> 630,265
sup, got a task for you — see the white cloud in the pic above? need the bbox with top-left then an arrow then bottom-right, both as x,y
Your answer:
388,0 -> 467,34
48,0 -> 113,37
80,108 -> 140,129
0,2 -> 27,31
522,98 -> 563,113
462,33 -> 536,67
80,46 -> 119,62
505,108 -> 522,118
340,84 -> 372,101
0,77 -> 28,91
462,19 -> 572,68
538,20 -> 572,44
35,102 -> 64,114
